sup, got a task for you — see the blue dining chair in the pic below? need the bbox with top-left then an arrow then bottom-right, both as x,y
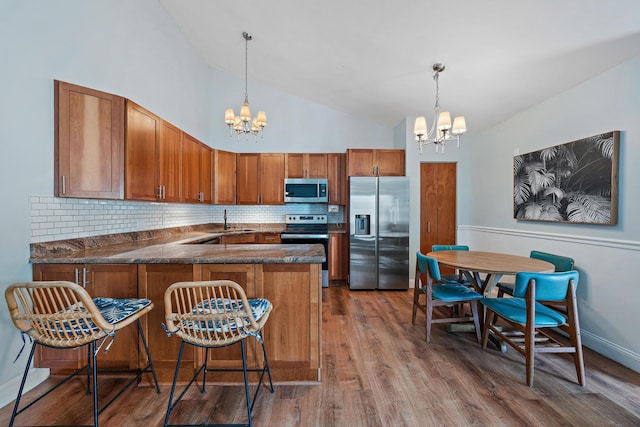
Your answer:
412,251 -> 482,343
482,270 -> 585,387
496,250 -> 574,297
431,245 -> 471,285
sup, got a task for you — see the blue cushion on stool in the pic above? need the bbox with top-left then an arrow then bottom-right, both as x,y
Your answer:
93,298 -> 152,324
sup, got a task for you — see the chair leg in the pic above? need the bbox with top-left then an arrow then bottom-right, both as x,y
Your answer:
8,343 -> 37,427
525,321 -> 535,387
481,308 -> 492,349
164,340 -> 186,427
241,340 -> 253,427
470,300 -> 482,343
425,301 -> 433,343
412,286 -> 419,325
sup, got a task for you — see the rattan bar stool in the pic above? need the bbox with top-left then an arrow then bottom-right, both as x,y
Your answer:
163,280 -> 274,427
5,281 -> 160,427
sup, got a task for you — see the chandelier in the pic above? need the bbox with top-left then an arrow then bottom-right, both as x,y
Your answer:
414,63 -> 466,154
224,32 -> 267,141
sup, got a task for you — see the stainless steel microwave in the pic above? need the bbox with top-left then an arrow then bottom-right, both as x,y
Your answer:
284,178 -> 328,203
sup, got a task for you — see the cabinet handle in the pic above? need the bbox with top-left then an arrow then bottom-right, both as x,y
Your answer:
82,267 -> 89,288
74,268 -> 79,285
428,221 -> 431,233
61,176 -> 66,195
162,185 -> 166,199
157,186 -> 162,199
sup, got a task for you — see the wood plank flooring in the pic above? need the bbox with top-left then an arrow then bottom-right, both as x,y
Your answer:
1,283 -> 639,426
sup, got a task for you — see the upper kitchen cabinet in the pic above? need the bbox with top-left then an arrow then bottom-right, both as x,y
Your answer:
286,153 -> 327,178
327,153 -> 347,205
236,153 -> 285,205
54,80 -> 125,199
214,149 -> 236,204
183,133 -> 212,204
125,101 -> 183,202
346,149 -> 405,177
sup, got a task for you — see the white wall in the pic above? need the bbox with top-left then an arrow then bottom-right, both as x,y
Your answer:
465,55 -> 640,372
0,0 -> 394,398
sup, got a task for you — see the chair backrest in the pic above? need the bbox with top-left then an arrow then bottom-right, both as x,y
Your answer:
512,271 -> 579,301
164,280 -> 269,347
416,251 -> 441,282
432,245 -> 469,252
5,281 -> 114,347
530,250 -> 574,272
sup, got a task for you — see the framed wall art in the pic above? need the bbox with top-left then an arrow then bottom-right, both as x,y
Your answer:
513,131 -> 619,225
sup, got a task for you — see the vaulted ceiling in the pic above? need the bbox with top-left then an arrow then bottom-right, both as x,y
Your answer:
160,0 -> 640,134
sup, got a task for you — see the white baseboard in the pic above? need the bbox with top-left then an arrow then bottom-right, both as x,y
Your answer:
0,368 -> 50,410
581,330 -> 640,373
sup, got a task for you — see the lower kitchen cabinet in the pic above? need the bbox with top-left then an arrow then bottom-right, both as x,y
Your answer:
32,264 -> 139,372
31,262 -> 321,383
329,233 -> 348,281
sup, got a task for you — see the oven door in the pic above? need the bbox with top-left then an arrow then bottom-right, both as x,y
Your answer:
280,234 -> 329,288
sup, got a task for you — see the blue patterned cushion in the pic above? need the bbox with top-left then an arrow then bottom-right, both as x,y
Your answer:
186,298 -> 271,334
93,298 -> 152,324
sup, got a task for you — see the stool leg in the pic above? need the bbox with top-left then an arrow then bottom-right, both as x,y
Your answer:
164,340 -> 186,427
258,332 -> 274,394
8,343 -> 37,427
91,341 -> 99,427
137,319 -> 160,393
201,347 -> 209,393
241,340 -> 252,427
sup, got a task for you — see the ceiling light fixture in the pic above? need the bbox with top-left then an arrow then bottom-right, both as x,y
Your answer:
224,32 -> 266,141
414,63 -> 466,154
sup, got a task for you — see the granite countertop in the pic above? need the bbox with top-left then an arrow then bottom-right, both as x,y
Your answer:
30,224 -> 325,265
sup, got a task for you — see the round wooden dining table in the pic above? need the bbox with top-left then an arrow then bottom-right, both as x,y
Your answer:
426,250 -> 555,296
426,250 -> 555,351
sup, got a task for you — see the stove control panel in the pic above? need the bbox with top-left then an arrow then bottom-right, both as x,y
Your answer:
285,214 -> 328,224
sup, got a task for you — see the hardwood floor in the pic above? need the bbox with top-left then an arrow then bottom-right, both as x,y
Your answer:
1,283 -> 639,426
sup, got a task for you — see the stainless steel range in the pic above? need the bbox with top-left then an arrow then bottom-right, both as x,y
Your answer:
280,214 -> 329,287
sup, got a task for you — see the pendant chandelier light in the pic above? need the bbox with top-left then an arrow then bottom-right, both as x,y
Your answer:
224,32 -> 267,141
414,63 -> 466,154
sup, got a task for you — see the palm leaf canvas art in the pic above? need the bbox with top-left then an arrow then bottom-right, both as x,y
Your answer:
513,131 -> 619,224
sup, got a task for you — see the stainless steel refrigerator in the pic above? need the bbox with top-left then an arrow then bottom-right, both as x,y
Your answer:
349,176 -> 409,290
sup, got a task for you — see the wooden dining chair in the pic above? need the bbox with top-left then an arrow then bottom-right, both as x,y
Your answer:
412,252 -> 483,343
431,244 -> 471,285
482,270 -> 585,387
4,281 -> 160,427
163,280 -> 274,427
496,250 -> 574,297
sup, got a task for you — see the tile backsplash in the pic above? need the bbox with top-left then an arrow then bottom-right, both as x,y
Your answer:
30,196 -> 345,243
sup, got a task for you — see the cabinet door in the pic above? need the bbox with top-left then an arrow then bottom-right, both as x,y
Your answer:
158,120 -> 183,202
261,264 -> 321,375
327,153 -> 346,205
236,153 -> 260,204
220,233 -> 257,244
285,153 -> 305,178
199,264 -> 258,377
199,144 -> 213,204
55,81 -> 125,199
420,162 -> 456,256
306,153 -> 327,178
125,101 -> 159,201
214,149 -> 236,204
85,264 -> 139,370
182,133 -> 200,203
258,233 -> 282,244
346,149 -> 375,176
328,233 -> 343,280
138,264 -> 195,383
376,149 -> 405,176
259,153 -> 285,205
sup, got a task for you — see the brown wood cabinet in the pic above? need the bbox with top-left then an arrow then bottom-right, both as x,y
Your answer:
286,153 -> 327,178
257,233 -> 282,244
32,264 -> 139,372
54,80 -> 125,199
346,149 -> 405,177
328,233 -> 344,280
182,133 -> 212,204
220,233 -> 257,244
327,153 -> 347,205
125,101 -> 183,202
236,153 -> 285,205
214,149 -> 236,204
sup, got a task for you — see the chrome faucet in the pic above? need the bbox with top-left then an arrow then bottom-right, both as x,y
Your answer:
223,209 -> 229,230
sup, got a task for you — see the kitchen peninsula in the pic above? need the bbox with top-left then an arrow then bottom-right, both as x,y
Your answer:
30,225 -> 324,384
